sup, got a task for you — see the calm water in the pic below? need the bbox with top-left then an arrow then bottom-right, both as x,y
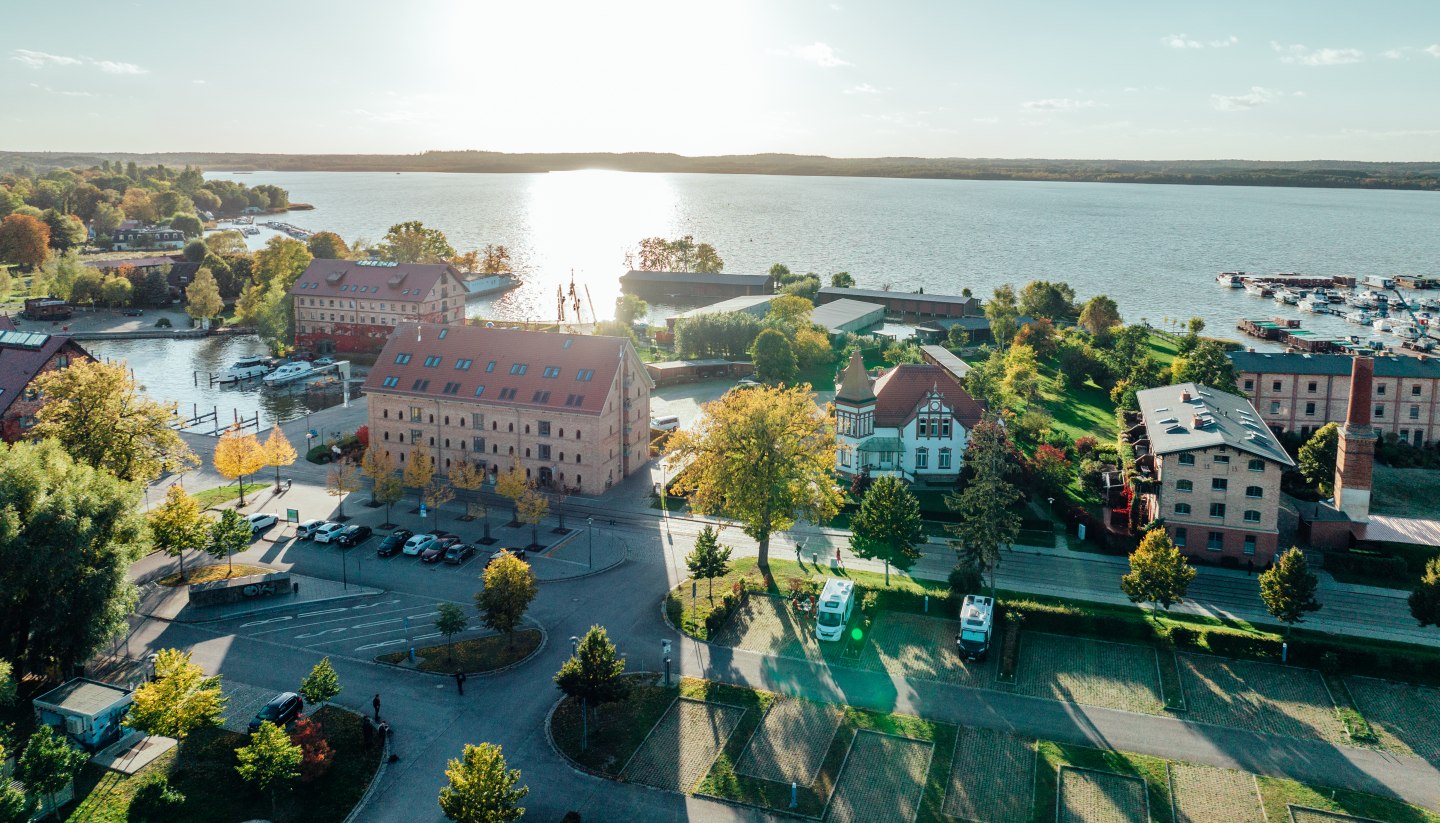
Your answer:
209,169 -> 1440,340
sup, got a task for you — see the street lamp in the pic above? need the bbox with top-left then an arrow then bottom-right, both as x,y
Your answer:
587,517 -> 594,569
570,635 -> 579,656
145,652 -> 158,683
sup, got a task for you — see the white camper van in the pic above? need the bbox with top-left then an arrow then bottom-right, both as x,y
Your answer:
955,594 -> 994,661
814,578 -> 855,642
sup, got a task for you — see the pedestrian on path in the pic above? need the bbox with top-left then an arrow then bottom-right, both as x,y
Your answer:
455,671 -> 467,695
372,693 -> 381,721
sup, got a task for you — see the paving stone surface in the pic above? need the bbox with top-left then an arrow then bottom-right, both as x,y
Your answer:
825,731 -> 933,823
1015,633 -> 1165,715
1180,655 -> 1345,743
942,727 -> 1034,823
1346,676 -> 1440,762
1289,806 -> 1382,823
622,698 -> 746,792
1170,762 -> 1264,823
1057,767 -> 1149,823
220,680 -> 282,733
862,611 -> 998,689
711,595 -> 826,663
735,697 -> 843,785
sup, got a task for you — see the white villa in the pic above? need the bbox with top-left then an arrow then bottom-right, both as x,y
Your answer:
833,350 -> 985,484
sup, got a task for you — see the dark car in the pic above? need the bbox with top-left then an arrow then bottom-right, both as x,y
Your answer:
443,543 -> 477,565
248,692 -> 302,733
486,548 -> 528,566
376,529 -> 414,557
122,308 -> 144,317
421,536 -> 459,563
335,524 -> 372,547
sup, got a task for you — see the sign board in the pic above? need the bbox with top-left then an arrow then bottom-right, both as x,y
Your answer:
286,509 -> 300,523
419,503 -> 428,518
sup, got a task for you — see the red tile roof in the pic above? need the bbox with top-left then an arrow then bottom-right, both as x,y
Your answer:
362,323 -> 641,416
290,260 -> 461,303
872,364 -> 984,428
0,326 -> 91,420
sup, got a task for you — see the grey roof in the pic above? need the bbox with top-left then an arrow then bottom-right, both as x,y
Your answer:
810,298 -> 885,333
1230,351 -> 1440,380
621,270 -> 771,285
818,286 -> 978,307
920,345 -> 971,378
33,678 -> 131,717
672,294 -> 778,321
1135,383 -> 1295,467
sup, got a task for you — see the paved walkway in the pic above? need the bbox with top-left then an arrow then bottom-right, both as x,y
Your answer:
135,569 -> 381,623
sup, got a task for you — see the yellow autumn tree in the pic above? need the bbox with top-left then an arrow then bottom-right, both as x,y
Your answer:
402,442 -> 435,509
262,426 -> 297,491
214,426 -> 268,507
494,456 -> 528,525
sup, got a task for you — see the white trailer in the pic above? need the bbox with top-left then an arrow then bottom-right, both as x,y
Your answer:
955,595 -> 994,661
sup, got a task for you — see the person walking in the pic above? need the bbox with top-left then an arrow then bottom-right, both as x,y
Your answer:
372,693 -> 381,721
454,671 -> 467,695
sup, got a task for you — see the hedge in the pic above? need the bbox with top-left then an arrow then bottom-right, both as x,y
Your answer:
1324,552 -> 1410,582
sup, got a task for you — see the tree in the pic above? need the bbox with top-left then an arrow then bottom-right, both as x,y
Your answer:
1171,340 -> 1238,394
33,360 -> 197,483
1018,280 -> 1077,321
424,479 -> 457,527
149,484 -> 212,583
494,457 -> 527,524
435,603 -> 469,660
516,489 -> 548,547
1029,444 -> 1072,499
0,780 -> 33,823
251,236 -> 312,292
693,242 -> 724,273
669,384 -> 842,575
944,420 -> 1022,595
262,426 -> 297,491
1409,557 -> 1440,628
91,201 -> 124,238
0,658 -> 14,706
126,648 -> 227,739
182,240 -> 209,263
307,231 -> 350,259
135,269 -> 171,306
184,267 -> 224,328
480,243 -> 512,274
830,271 -> 856,289
18,725 -> 88,818
1259,547 -> 1322,633
450,461 -> 488,523
205,230 -> 248,256
985,285 -> 1019,347
214,426 -> 267,507
946,324 -> 971,349
0,440 -> 147,671
780,274 -> 821,301
100,274 -> 132,307
299,657 -> 341,707
438,742 -> 528,823
554,625 -> 628,724
289,717 -> 334,783
750,327 -> 798,384
41,209 -> 87,253
1001,343 -> 1041,404
362,445 -> 403,525
403,443 -> 436,510
374,474 -> 405,529
1078,295 -> 1122,338
475,553 -> 538,648
1120,528 -> 1196,618
207,508 -> 253,576
379,220 -> 455,263
849,476 -> 924,585
169,214 -> 203,239
235,721 -> 302,816
326,459 -> 361,519
0,213 -> 51,268
685,525 -> 733,601
615,294 -> 648,326
1298,423 -> 1340,496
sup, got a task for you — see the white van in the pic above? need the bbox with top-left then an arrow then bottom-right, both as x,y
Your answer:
956,594 -> 994,661
814,578 -> 855,642
651,415 -> 680,432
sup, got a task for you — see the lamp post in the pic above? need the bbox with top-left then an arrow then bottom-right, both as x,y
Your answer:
570,635 -> 579,656
587,517 -> 594,569
145,652 -> 158,683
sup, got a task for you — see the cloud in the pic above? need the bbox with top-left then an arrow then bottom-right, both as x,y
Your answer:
787,42 -> 850,67
1209,35 -> 1239,47
1162,34 -> 1202,49
1271,42 -> 1364,65
92,59 -> 147,75
972,116 -> 1000,124
1211,86 -> 1279,111
1428,44 -> 1440,58
192,79 -> 206,85
1020,98 -> 1098,112
1381,48 -> 1407,60
11,49 -> 82,68
843,83 -> 879,95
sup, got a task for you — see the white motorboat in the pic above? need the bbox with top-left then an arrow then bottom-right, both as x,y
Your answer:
1344,310 -> 1374,326
1393,325 -> 1421,341
1422,298 -> 1440,312
262,361 -> 314,385
1372,317 -> 1395,333
1301,296 -> 1328,313
220,356 -> 271,383
1243,281 -> 1271,297
1274,289 -> 1300,306
1348,291 -> 1379,310
1216,272 -> 1244,288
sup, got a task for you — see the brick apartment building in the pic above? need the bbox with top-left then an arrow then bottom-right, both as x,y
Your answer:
0,317 -> 93,442
1230,350 -> 1440,447
1124,383 -> 1294,565
291,260 -> 466,354
362,323 -> 653,496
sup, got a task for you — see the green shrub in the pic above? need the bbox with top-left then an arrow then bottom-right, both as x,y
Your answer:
1167,625 -> 1201,648
1324,552 -> 1409,581
1205,630 -> 1283,660
129,777 -> 185,823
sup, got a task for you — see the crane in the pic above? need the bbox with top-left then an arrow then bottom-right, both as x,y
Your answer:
1387,288 -> 1440,352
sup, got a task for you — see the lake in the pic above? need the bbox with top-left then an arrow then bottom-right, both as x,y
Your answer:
208,169 -> 1440,342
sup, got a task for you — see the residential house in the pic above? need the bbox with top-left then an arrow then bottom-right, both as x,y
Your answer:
291,260 -> 467,354
111,226 -> 185,251
0,318 -> 94,442
362,323 -> 653,496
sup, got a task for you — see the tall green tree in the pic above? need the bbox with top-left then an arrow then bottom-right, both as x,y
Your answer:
126,648 -> 227,739
684,525 -> 733,601
849,476 -> 924,585
1120,528 -> 1196,618
554,624 -> 628,740
379,220 -> 455,263
1018,280 -> 1076,321
0,658 -> 14,706
475,553 -> 538,648
1259,547 -> 1322,634
750,328 -> 798,384
434,604 -> 469,661
149,484 -> 213,583
945,420 -> 1022,595
299,657 -> 342,707
1408,557 -> 1440,628
1078,294 -> 1122,338
18,725 -> 88,818
1298,423 -> 1340,496
33,360 -> 197,483
306,231 -> 350,260
985,284 -> 1020,347
207,508 -> 253,576
1171,340 -> 1238,394
669,384 -> 842,576
614,294 -> 648,326
438,742 -> 528,823
184,267 -> 224,328
0,440 -> 147,671
235,721 -> 302,817
830,271 -> 856,288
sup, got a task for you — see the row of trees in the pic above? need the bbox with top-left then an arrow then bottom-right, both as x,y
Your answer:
628,235 -> 723,273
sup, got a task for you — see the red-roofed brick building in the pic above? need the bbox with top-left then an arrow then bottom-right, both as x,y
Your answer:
832,350 -> 984,484
363,323 -> 653,495
291,260 -> 466,354
0,317 -> 94,442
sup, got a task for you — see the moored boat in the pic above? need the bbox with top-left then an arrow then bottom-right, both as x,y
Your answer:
262,361 -> 314,385
220,356 -> 271,383
462,272 -> 522,299
1344,310 -> 1373,326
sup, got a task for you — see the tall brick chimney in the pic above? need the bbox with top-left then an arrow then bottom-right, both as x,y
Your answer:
1334,356 -> 1377,523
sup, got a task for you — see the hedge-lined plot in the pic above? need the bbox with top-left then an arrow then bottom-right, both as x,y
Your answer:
622,698 -> 746,792
1170,762 -> 1263,823
862,612 -> 999,688
1058,766 -> 1149,823
1180,655 -> 1345,743
825,731 -> 932,823
1289,806 -> 1382,823
943,727 -> 1034,823
1015,633 -> 1165,715
735,697 -> 843,785
1346,676 -> 1440,762
711,595 -> 825,662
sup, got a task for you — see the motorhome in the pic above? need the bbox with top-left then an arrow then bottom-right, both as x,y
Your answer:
814,578 -> 855,642
955,595 -> 994,661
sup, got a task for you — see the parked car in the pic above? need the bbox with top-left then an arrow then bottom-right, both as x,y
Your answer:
122,308 -> 144,317
421,536 -> 459,563
403,533 -> 439,556
443,543 -> 477,565
243,512 -> 279,534
247,692 -> 302,733
376,529 -> 413,557
296,519 -> 326,540
335,524 -> 372,547
737,376 -> 762,388
312,522 -> 345,544
313,356 -> 335,366
486,548 -> 528,566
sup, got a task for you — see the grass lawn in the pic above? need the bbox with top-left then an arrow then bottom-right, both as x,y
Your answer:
64,706 -> 381,823
157,563 -> 274,586
1257,776 -> 1440,823
1146,332 -> 1181,368
1371,465 -> 1440,519
550,673 -> 676,775
1037,361 -> 1119,442
1034,740 -> 1173,823
375,628 -> 541,674
191,482 -> 268,510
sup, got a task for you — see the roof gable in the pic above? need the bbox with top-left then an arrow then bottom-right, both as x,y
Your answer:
0,328 -> 90,420
290,260 -> 460,301
872,364 -> 983,428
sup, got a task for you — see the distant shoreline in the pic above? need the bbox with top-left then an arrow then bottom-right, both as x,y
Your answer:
4,150 -> 1439,192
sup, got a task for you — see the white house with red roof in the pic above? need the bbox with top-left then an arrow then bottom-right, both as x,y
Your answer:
291,259 -> 467,353
832,349 -> 985,484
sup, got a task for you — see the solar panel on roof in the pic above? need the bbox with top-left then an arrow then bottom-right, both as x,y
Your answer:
0,330 -> 49,349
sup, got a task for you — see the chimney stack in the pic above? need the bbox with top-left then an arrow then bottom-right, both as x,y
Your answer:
1343,356 -> 1374,428
1334,356 -> 1377,524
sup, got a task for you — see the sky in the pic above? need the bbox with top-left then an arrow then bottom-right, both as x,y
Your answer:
4,1 -> 1439,161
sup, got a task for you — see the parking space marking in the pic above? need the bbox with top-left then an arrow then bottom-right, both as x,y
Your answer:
352,618 -> 404,630
239,616 -> 294,629
298,607 -> 348,618
355,638 -> 407,652
295,627 -> 349,640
